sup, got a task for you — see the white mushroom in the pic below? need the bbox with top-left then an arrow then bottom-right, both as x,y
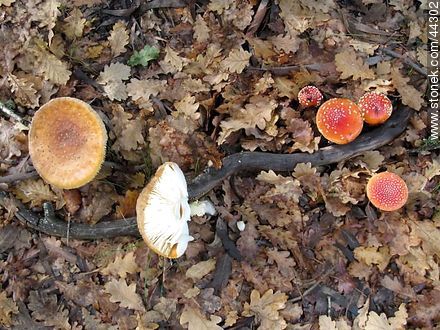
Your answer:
136,162 -> 215,258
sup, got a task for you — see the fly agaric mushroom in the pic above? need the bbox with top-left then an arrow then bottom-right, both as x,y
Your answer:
29,97 -> 107,189
366,172 -> 408,211
316,98 -> 363,144
298,86 -> 323,108
358,92 -> 393,125
136,162 -> 216,258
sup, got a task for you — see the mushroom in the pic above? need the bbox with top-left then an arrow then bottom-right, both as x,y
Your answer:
366,172 -> 408,211
358,92 -> 393,125
298,86 -> 323,108
29,97 -> 107,189
136,162 -> 216,259
316,98 -> 363,144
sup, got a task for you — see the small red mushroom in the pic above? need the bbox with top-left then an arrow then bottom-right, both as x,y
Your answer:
298,86 -> 323,108
358,92 -> 392,125
316,98 -> 363,144
366,172 -> 408,212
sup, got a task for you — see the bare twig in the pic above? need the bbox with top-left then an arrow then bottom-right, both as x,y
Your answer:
0,106 -> 412,240
0,103 -> 23,122
379,47 -> 427,77
0,171 -> 39,184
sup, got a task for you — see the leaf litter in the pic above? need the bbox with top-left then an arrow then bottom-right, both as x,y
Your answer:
0,0 -> 434,329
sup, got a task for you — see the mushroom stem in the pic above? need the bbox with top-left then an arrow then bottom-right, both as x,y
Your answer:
2,106 -> 412,240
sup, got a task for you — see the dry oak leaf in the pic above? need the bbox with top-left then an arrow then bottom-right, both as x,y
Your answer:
98,62 -> 131,101
390,66 -> 424,110
0,291 -> 18,326
243,289 -> 288,330
37,51 -> 71,85
101,251 -> 140,279
80,188 -> 116,224
180,306 -> 223,330
126,78 -> 166,108
28,290 -> 70,329
365,304 -> 407,330
268,34 -> 300,54
32,0 -> 61,44
160,45 -> 189,74
335,48 -> 375,80
82,308 -> 118,330
109,21 -> 129,57
104,278 -> 145,311
218,96 -> 277,144
193,15 -> 210,43
0,118 -> 24,161
221,48 -> 251,74
424,157 -> 440,180
63,8 -> 86,40
7,73 -> 40,108
186,258 -> 216,281
173,95 -> 200,121
354,246 -> 391,271
357,150 -> 385,170
319,315 -> 336,330
14,179 -> 58,208
0,0 -> 15,6
410,220 -> 440,256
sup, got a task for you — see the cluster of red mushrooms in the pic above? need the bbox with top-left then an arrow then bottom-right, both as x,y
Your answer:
298,86 -> 408,212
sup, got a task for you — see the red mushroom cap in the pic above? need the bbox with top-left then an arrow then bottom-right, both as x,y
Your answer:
366,172 -> 408,211
316,98 -> 363,144
358,92 -> 393,125
298,86 -> 323,108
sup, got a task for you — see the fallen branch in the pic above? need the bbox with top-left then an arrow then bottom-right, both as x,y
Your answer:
0,106 -> 411,240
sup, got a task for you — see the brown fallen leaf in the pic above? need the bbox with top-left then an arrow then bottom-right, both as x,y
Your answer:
242,289 -> 288,330
0,291 -> 18,327
179,306 -> 223,330
101,251 -> 140,279
104,279 -> 145,311
185,258 -> 216,281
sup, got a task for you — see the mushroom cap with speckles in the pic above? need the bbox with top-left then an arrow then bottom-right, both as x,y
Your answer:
358,92 -> 393,125
136,162 -> 193,259
298,86 -> 323,108
366,172 -> 408,211
29,97 -> 107,189
316,98 -> 363,144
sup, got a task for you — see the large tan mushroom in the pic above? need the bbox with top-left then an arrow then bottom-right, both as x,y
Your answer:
28,97 -> 107,189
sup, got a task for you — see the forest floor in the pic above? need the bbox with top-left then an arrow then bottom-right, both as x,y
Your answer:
0,0 -> 438,329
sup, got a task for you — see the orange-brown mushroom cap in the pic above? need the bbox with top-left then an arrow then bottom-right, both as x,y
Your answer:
29,97 -> 107,189
366,172 -> 408,211
358,92 -> 393,125
316,98 -> 363,144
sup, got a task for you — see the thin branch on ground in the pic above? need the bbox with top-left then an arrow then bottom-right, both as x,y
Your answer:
0,171 -> 39,184
379,47 -> 427,77
0,106 -> 411,240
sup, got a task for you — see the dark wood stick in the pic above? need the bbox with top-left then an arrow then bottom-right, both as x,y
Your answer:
0,106 -> 411,240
